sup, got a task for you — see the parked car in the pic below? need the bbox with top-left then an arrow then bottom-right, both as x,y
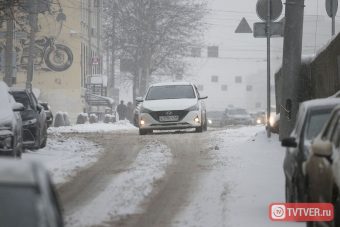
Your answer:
207,111 -> 224,127
10,88 -> 47,149
304,106 -> 340,227
39,102 -> 53,128
0,82 -> 24,158
281,98 -> 340,203
221,108 -> 252,126
0,158 -> 64,227
136,82 -> 208,135
251,111 -> 266,125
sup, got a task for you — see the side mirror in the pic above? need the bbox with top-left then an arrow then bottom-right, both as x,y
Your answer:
136,97 -> 144,103
281,137 -> 297,148
199,96 -> 208,100
311,140 -> 332,157
12,102 -> 25,112
37,104 -> 43,112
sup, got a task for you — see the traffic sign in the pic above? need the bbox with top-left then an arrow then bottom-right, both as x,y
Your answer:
235,17 -> 253,33
326,0 -> 338,17
256,0 -> 283,22
253,22 -> 284,38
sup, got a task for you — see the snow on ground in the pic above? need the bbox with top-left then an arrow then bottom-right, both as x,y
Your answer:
48,120 -> 136,134
66,140 -> 173,227
172,126 -> 304,227
24,136 -> 102,185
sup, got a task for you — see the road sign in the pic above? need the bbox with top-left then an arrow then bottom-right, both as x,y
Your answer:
326,0 -> 338,17
253,22 -> 284,38
256,0 -> 283,22
235,17 -> 253,33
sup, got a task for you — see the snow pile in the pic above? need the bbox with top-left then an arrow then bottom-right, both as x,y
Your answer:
173,126 -> 303,227
66,140 -> 173,227
25,137 -> 102,185
48,120 -> 137,134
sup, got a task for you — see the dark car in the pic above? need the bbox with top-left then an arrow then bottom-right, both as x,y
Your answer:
281,98 -> 340,203
304,106 -> 340,227
207,111 -> 224,127
222,108 -> 252,126
40,102 -> 53,128
0,159 -> 64,227
10,88 -> 47,149
0,82 -> 25,158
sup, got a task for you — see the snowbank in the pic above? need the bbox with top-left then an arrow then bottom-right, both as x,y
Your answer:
48,120 -> 137,134
173,126 -> 303,227
66,140 -> 173,227
25,137 -> 103,185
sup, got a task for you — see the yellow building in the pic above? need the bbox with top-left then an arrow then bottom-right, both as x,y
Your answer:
1,0 -> 103,121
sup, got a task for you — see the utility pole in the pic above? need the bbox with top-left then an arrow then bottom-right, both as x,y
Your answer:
266,0 -> 272,138
109,3 -> 116,98
4,3 -> 16,87
87,0 -> 93,79
279,0 -> 305,139
26,0 -> 38,90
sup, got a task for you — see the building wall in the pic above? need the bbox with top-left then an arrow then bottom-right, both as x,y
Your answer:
1,0 -> 103,122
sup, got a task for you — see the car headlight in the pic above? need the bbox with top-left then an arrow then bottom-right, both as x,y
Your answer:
187,103 -> 199,111
269,116 -> 275,127
140,106 -> 152,114
23,118 -> 37,126
208,119 -> 213,124
256,118 -> 262,124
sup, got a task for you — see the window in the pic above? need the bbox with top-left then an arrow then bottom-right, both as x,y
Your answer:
221,85 -> 228,91
146,85 -> 196,100
211,75 -> 218,82
246,85 -> 253,91
191,47 -> 201,57
207,46 -> 219,58
197,85 -> 204,91
235,76 -> 242,83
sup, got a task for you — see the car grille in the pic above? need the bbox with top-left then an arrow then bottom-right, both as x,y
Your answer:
150,110 -> 189,122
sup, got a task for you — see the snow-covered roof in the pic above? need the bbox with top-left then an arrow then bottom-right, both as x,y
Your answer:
150,81 -> 193,87
0,159 -> 37,185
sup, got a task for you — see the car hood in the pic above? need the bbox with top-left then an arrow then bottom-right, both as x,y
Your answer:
143,99 -> 198,111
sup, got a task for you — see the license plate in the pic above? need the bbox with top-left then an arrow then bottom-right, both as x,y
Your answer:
159,115 -> 179,122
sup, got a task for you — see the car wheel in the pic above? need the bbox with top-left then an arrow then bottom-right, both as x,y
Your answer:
203,114 -> 208,131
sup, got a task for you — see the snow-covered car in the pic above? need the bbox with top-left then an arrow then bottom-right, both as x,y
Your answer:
221,108 -> 252,126
281,98 -> 340,203
303,105 -> 340,227
10,88 -> 47,149
0,81 -> 25,158
0,158 -> 64,227
136,82 -> 208,135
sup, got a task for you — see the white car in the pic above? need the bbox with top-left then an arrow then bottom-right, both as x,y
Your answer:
136,82 -> 208,135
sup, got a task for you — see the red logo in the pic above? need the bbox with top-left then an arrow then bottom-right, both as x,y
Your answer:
269,203 -> 334,222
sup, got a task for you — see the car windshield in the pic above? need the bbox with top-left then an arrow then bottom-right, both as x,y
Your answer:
229,109 -> 248,115
146,85 -> 196,100
306,108 -> 333,140
0,185 -> 39,227
11,92 -> 32,110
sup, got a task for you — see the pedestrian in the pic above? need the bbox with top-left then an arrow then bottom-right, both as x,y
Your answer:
126,102 -> 134,123
117,100 -> 127,120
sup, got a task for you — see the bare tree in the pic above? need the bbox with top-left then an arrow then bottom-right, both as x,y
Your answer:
103,0 -> 207,101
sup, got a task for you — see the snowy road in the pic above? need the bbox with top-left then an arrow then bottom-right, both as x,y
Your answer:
54,126 -> 304,227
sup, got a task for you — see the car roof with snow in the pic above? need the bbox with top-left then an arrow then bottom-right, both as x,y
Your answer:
300,97 -> 340,110
0,159 -> 39,185
149,82 -> 194,87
